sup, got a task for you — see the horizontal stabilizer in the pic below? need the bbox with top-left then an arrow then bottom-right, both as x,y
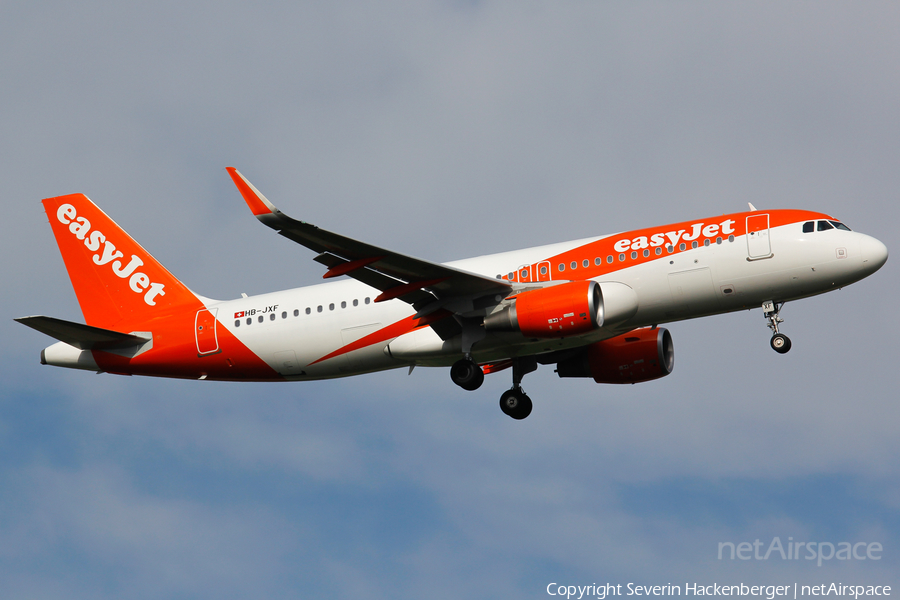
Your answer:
15,315 -> 150,350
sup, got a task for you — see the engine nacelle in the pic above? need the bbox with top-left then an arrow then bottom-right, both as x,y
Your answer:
556,327 -> 674,384
484,280 -> 639,339
484,280 -> 602,338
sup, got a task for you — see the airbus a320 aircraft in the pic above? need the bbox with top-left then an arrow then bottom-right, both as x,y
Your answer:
17,169 -> 888,419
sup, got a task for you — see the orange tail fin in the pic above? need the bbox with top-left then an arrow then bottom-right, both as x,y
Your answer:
43,194 -> 198,330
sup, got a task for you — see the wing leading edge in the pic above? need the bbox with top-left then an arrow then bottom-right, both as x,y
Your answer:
225,168 -> 511,318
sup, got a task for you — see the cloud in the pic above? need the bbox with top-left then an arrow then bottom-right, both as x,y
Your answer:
0,462 -> 298,599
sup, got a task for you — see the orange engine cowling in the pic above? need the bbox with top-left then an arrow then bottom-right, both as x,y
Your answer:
484,281 -> 602,338
556,327 -> 674,383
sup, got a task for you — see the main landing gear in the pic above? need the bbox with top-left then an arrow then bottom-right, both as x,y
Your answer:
499,388 -> 532,420
449,355 -> 537,419
499,357 -> 537,420
763,300 -> 792,354
450,356 -> 485,391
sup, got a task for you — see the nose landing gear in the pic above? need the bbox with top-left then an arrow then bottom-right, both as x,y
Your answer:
770,333 -> 791,353
763,301 -> 792,354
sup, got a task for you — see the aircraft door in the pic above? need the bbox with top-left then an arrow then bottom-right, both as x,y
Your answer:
195,308 -> 220,355
746,214 -> 772,259
274,350 -> 303,375
536,261 -> 551,282
516,264 -> 533,283
340,323 -> 383,370
668,267 -> 720,315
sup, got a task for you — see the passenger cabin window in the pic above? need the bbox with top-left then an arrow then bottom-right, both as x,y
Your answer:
803,221 -> 814,233
817,220 -> 834,231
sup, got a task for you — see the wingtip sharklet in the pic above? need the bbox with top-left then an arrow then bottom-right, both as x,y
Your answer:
226,167 -> 278,217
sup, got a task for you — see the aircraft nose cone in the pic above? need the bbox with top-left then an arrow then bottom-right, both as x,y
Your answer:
859,234 -> 888,273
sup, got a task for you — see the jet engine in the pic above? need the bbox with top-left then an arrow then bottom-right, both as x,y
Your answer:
483,280 -> 601,338
556,327 -> 674,383
483,280 -> 639,339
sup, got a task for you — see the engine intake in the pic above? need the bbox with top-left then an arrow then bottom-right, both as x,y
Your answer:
556,327 -> 674,384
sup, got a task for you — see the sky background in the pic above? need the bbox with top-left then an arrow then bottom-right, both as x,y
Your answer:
2,2 -> 899,598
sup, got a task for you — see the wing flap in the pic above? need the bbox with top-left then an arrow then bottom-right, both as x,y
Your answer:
313,252 -> 435,304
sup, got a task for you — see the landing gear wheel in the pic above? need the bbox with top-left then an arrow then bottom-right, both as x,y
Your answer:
770,333 -> 792,354
762,301 -> 792,355
499,388 -> 533,420
450,358 -> 484,391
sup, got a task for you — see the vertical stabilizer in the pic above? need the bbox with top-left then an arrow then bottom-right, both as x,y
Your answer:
42,194 -> 197,330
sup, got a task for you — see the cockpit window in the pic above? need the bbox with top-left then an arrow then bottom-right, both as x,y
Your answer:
802,221 -> 814,233
817,220 -> 834,231
830,221 -> 851,231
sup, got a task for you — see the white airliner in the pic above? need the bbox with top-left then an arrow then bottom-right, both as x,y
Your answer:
17,168 -> 888,419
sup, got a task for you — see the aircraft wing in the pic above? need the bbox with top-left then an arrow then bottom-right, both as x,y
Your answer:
226,167 -> 511,311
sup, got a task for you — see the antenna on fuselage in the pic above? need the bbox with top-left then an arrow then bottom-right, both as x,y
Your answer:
748,202 -> 758,211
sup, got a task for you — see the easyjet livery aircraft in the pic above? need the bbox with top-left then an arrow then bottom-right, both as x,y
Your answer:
17,169 -> 888,419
